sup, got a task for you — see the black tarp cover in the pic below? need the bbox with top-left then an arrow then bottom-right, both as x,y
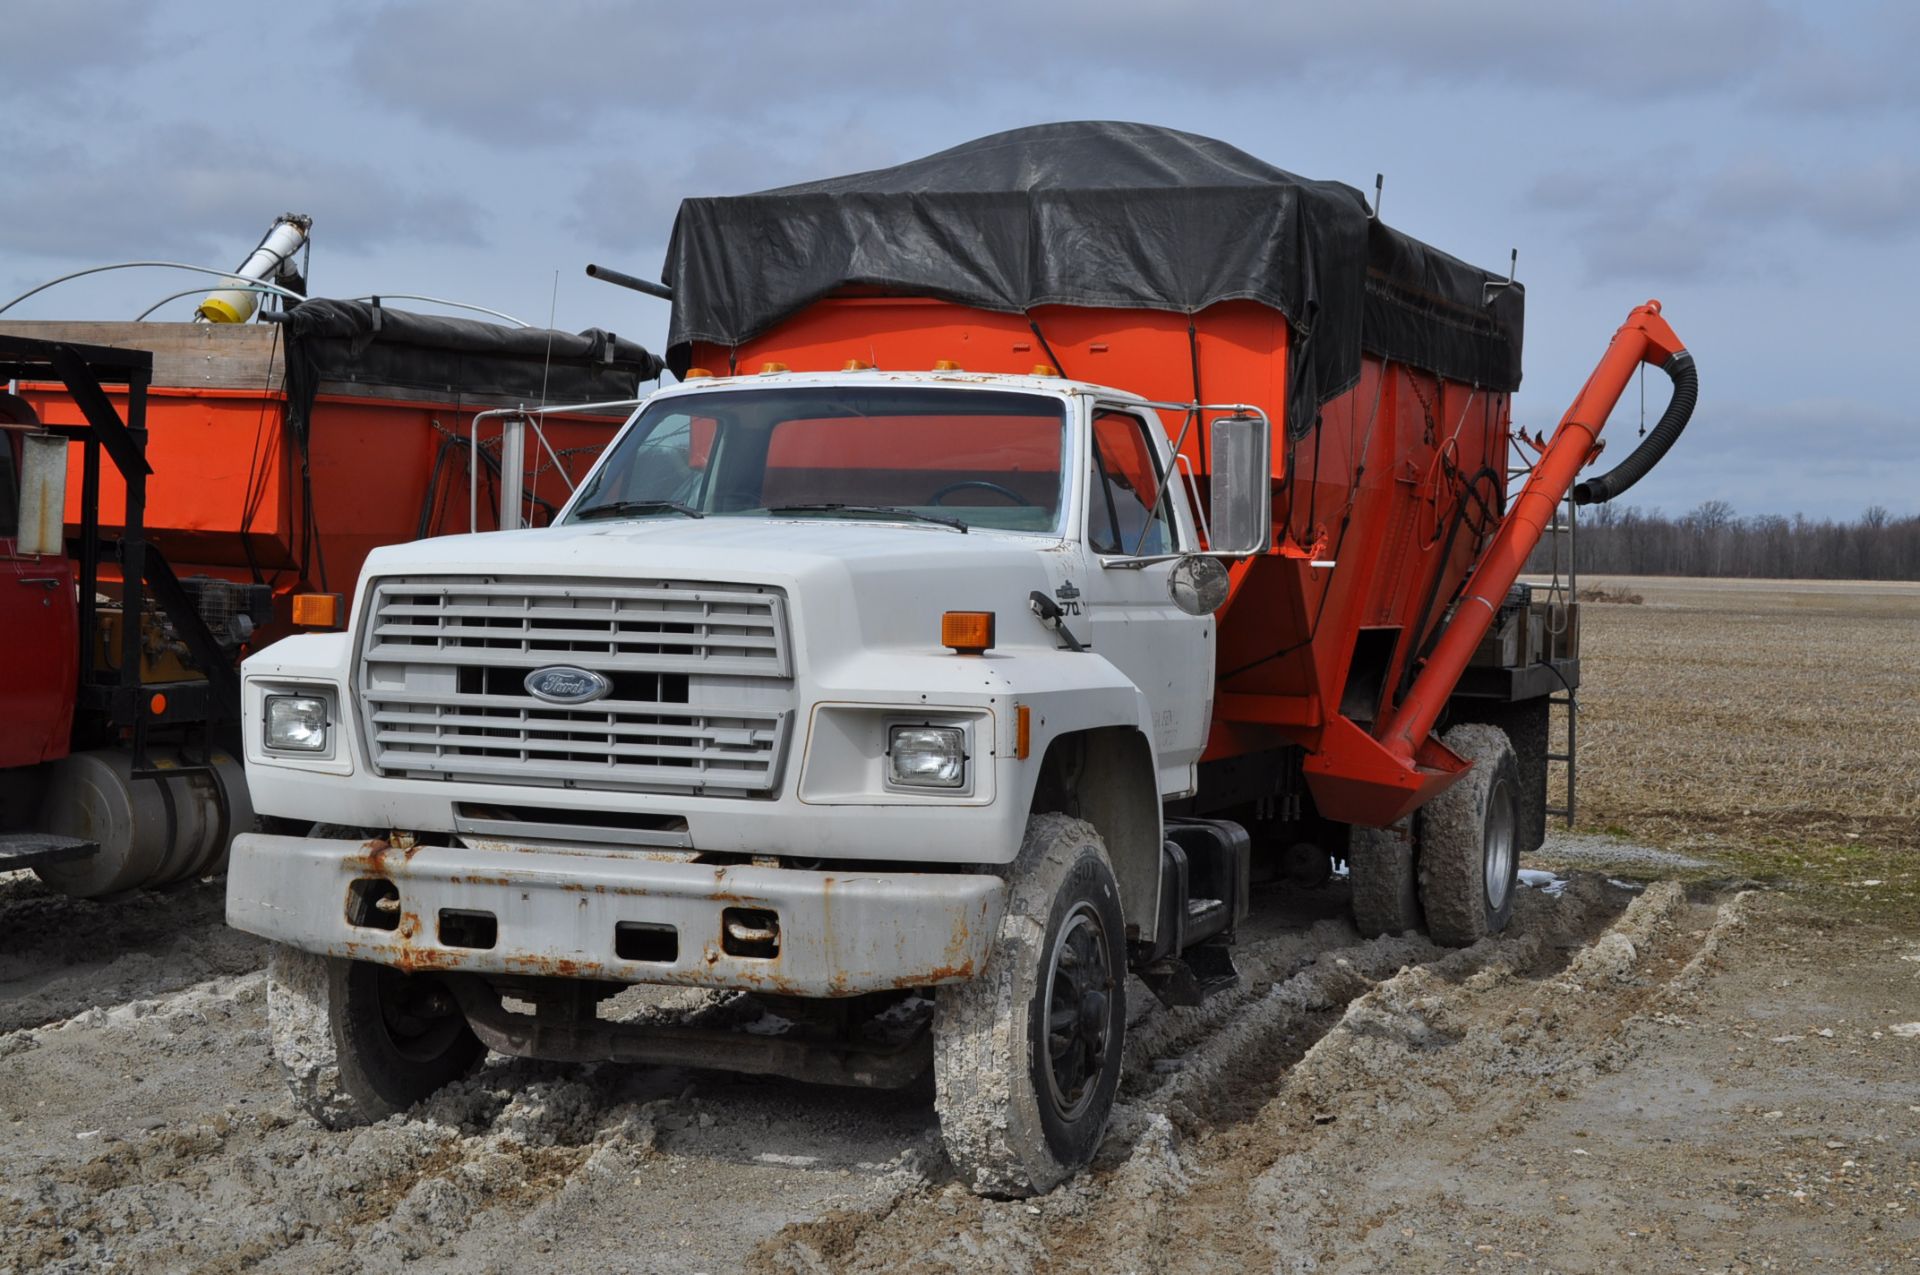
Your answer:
279,298 -> 664,431
662,121 -> 1522,434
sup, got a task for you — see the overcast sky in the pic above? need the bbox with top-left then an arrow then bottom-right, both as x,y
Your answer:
4,0 -> 1914,520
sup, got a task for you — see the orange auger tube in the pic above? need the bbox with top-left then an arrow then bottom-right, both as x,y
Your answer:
1302,301 -> 1690,827
1381,300 -> 1690,761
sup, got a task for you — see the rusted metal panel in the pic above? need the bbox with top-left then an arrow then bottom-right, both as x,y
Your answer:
226,832 -> 1005,998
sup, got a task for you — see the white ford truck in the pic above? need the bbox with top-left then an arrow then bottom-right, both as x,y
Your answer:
229,369 -> 1278,1194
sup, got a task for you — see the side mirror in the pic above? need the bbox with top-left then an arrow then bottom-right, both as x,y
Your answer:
1207,413 -> 1271,556
1168,554 -> 1231,615
17,433 -> 68,557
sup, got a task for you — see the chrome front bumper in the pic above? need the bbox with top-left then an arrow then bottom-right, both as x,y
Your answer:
225,834 -> 1005,997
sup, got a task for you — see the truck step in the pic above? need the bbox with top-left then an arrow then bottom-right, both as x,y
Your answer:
1185,896 -> 1229,933
1138,942 -> 1241,1008
0,833 -> 100,872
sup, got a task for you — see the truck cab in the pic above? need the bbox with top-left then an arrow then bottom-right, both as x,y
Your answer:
229,368 -> 1275,1192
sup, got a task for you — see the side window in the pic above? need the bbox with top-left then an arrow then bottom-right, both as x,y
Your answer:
1086,410 -> 1173,556
614,413 -> 713,507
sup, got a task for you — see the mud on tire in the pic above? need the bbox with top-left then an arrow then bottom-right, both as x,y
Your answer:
1417,722 -> 1522,946
1348,818 -> 1422,938
933,814 -> 1126,1197
267,945 -> 484,1129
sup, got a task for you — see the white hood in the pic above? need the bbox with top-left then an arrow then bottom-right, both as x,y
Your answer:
358,517 -> 1078,661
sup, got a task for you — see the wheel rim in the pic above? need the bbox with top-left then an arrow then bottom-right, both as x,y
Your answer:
1484,777 -> 1517,912
374,967 -> 467,1062
1041,902 -> 1113,1124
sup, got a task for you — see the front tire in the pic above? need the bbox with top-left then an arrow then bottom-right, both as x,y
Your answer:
1417,723 -> 1522,945
933,814 -> 1127,1197
267,945 -> 484,1128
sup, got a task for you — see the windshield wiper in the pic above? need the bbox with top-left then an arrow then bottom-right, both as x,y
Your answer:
767,503 -> 968,533
573,499 -> 704,521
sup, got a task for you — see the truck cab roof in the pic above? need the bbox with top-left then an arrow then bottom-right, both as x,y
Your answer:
648,367 -> 1150,408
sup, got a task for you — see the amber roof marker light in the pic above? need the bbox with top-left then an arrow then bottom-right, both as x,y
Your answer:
292,592 -> 344,629
941,611 -> 995,655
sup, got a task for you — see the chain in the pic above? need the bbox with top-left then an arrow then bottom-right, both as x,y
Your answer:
428,417 -> 602,484
1405,367 -> 1438,444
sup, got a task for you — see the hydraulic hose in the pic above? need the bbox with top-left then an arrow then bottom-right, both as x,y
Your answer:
1572,350 -> 1697,505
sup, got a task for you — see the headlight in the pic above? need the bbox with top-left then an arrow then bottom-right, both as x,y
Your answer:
264,694 -> 330,753
888,725 -> 966,788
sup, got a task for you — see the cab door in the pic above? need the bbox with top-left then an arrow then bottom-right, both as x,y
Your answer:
0,425 -> 78,767
1075,404 -> 1212,796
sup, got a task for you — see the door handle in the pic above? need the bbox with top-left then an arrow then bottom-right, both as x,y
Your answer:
15,577 -> 62,588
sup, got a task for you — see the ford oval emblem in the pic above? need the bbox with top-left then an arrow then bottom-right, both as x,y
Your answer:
524,665 -> 612,705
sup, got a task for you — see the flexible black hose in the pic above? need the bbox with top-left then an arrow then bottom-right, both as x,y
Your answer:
1573,350 -> 1697,505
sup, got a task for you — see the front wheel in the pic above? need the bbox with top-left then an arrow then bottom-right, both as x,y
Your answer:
933,814 -> 1126,1197
267,946 -> 485,1128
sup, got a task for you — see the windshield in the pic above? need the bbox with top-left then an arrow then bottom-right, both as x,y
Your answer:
566,386 -> 1067,534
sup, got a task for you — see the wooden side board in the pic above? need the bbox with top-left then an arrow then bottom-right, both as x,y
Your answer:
0,321 -> 635,414
0,320 -> 287,391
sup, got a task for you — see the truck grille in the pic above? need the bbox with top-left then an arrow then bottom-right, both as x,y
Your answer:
358,577 -> 793,796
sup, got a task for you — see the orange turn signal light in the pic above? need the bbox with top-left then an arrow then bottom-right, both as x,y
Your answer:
1030,363 -> 1058,377
684,366 -> 715,380
941,610 -> 995,655
149,692 -> 168,716
292,592 -> 344,629
759,361 -> 790,374
932,359 -> 963,371
842,358 -> 873,371
1015,704 -> 1031,759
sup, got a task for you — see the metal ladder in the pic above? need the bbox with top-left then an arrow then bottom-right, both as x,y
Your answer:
1514,466 -> 1580,826
1542,486 -> 1579,826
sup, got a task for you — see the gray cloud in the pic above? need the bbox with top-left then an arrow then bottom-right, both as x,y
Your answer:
0,123 -> 485,268
350,1 -> 959,144
0,1 -> 158,98
1702,157 -> 1920,240
1755,4 -> 1920,114
1064,0 -> 1795,100
351,0 -> 1814,147
1528,149 -> 1920,285
567,121 -> 897,254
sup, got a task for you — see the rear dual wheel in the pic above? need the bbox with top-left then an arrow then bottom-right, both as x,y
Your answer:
1346,723 -> 1522,947
1418,723 -> 1521,945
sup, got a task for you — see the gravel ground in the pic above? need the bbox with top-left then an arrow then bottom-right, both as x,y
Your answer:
6,856 -> 1916,1273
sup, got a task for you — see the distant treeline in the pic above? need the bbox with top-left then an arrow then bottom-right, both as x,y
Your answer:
1521,502 -> 1920,580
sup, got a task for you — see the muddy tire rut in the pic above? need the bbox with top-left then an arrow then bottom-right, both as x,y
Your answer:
749,876 -> 1743,1274
1,870 -> 1754,1273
